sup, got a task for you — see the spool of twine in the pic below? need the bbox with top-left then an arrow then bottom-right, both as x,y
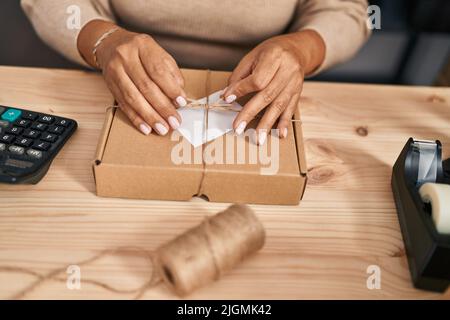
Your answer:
154,204 -> 265,296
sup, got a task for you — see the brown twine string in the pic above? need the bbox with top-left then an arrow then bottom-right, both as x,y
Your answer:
3,246 -> 157,300
184,98 -> 241,113
3,205 -> 265,299
190,69 -> 210,197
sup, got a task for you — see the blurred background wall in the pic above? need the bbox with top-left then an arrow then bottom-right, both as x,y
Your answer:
0,0 -> 449,86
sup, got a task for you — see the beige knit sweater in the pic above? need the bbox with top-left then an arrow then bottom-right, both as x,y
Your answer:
21,0 -> 370,72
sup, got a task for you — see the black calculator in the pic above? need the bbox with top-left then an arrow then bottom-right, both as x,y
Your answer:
0,105 -> 77,184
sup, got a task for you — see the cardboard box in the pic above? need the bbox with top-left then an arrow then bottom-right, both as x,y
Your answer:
93,69 -> 307,205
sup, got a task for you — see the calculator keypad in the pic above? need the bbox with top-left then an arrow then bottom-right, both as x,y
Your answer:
0,106 -> 76,183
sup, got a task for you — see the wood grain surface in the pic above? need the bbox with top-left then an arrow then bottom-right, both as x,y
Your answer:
0,66 -> 449,299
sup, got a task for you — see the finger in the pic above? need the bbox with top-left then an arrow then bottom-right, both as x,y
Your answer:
125,61 -> 181,130
106,78 -> 153,136
277,78 -> 304,139
140,53 -> 187,107
278,92 -> 301,139
233,66 -> 292,134
113,67 -> 170,135
223,49 -> 282,102
227,51 -> 256,85
256,79 -> 300,145
119,103 -> 152,135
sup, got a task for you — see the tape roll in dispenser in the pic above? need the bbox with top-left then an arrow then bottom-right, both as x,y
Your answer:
419,183 -> 450,235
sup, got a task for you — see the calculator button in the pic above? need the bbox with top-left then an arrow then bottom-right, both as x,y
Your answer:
15,119 -> 31,128
26,149 -> 43,159
0,143 -> 5,151
41,133 -> 57,142
6,126 -> 23,135
48,125 -> 65,135
16,138 -> 33,147
8,145 -> 25,155
0,134 -> 15,144
22,111 -> 38,120
38,115 -> 54,124
23,129 -> 40,139
56,119 -> 70,127
1,108 -> 22,122
33,141 -> 51,151
31,122 -> 48,131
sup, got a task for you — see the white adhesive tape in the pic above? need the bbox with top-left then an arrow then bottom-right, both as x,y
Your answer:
419,183 -> 450,235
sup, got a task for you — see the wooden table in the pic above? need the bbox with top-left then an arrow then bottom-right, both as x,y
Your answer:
0,66 -> 449,300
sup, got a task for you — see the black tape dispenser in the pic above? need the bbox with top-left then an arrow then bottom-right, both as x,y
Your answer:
392,138 -> 450,292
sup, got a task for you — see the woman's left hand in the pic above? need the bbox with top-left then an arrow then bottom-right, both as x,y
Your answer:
223,30 -> 325,145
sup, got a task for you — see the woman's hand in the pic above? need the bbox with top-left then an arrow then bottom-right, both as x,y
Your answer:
78,20 -> 187,136
223,30 -> 325,145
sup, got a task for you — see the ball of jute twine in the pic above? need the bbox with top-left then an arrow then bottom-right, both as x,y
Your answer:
154,203 -> 266,296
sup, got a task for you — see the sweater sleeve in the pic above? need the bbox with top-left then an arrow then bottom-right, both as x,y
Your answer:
21,0 -> 115,67
290,0 -> 371,74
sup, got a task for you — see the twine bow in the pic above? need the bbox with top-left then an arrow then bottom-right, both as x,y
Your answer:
183,98 -> 241,113
180,97 -> 241,144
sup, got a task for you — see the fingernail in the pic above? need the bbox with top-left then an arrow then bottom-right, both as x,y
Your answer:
225,94 -> 237,104
139,123 -> 151,135
258,131 -> 267,146
280,128 -> 288,138
176,96 -> 187,107
235,121 -> 247,135
168,116 -> 180,130
155,123 -> 168,136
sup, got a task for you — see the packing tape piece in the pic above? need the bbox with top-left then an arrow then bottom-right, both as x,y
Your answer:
413,140 -> 439,186
419,183 -> 450,235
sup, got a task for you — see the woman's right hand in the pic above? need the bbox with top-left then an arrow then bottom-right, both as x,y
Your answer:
79,21 -> 187,136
